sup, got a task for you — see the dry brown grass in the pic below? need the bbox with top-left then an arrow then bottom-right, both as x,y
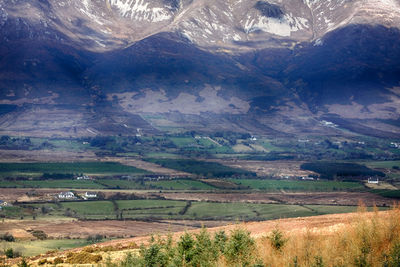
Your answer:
256,205 -> 400,266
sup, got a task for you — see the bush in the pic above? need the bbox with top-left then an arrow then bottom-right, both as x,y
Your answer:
4,248 -> 20,258
0,233 -> 15,242
386,242 -> 400,267
192,228 -> 219,267
31,230 -> 47,240
53,257 -> 64,265
87,234 -> 104,243
5,248 -> 13,258
17,258 -> 29,267
66,252 -> 102,264
224,228 -> 256,266
175,232 -> 196,265
214,230 -> 228,254
268,228 -> 288,251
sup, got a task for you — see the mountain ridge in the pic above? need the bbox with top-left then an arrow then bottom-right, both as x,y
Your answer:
0,0 -> 399,138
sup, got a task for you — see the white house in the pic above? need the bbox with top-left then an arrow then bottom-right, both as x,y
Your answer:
77,175 -> 91,180
367,177 -> 379,184
57,191 -> 75,199
84,192 -> 97,198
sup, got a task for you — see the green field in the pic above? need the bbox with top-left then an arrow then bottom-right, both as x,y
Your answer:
145,159 -> 255,178
170,137 -> 197,147
364,161 -> 400,169
95,179 -> 146,189
0,162 -> 148,177
183,202 -> 369,221
17,199 -> 376,221
19,180 -> 105,189
228,179 -> 365,192
55,200 -> 188,220
0,239 -> 92,257
146,179 -> 216,190
116,199 -> 186,209
62,201 -> 115,218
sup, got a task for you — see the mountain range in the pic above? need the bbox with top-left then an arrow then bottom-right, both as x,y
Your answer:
0,0 -> 400,138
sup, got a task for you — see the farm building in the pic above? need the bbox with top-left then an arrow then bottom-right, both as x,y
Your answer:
367,177 -> 379,184
76,175 -> 91,180
57,191 -> 75,199
83,192 -> 97,199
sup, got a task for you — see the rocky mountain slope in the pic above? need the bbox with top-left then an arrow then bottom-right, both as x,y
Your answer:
0,0 -> 400,137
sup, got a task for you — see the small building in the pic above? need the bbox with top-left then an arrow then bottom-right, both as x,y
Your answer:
77,175 -> 91,180
84,192 -> 97,199
57,191 -> 75,199
368,177 -> 379,184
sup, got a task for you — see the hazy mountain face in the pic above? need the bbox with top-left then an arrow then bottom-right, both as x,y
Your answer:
0,0 -> 400,137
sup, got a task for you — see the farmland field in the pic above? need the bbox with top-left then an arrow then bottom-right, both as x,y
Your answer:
364,160 -> 400,169
19,180 -> 105,189
0,239 -> 92,257
0,162 -> 149,177
145,179 -> 216,190
145,158 -> 255,177
228,179 -> 365,192
16,199 -> 382,221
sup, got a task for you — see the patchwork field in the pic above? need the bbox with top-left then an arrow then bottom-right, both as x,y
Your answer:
0,162 -> 148,178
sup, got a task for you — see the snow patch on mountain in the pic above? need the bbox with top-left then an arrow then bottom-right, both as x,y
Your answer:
109,0 -> 172,22
244,14 -> 308,37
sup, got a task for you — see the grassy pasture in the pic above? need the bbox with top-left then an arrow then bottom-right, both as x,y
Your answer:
146,179 -> 216,190
116,199 -> 186,210
25,200 -> 372,221
95,179 -> 146,189
0,239 -> 92,257
364,161 -> 400,169
228,179 -> 365,192
19,180 -> 105,189
0,162 -> 148,177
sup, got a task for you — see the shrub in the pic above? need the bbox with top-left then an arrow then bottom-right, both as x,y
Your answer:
268,228 -> 288,251
0,233 -> 15,242
31,230 -> 47,240
140,241 -> 168,267
87,234 -> 104,243
53,257 -> 64,265
386,242 -> 400,267
224,228 -> 256,266
192,228 -> 218,267
17,258 -> 29,267
5,248 -> 15,258
119,253 -> 140,267
214,230 -> 228,254
175,232 -> 196,265
66,252 -> 102,264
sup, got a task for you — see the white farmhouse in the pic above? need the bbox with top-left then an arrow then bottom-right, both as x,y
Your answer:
367,177 -> 379,184
84,192 -> 97,199
57,191 -> 75,199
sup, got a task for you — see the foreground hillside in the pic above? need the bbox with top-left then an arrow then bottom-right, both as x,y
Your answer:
5,207 -> 400,266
